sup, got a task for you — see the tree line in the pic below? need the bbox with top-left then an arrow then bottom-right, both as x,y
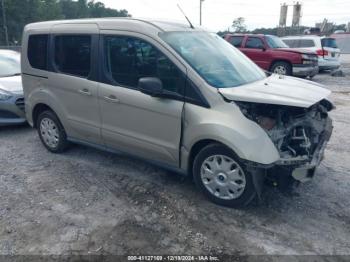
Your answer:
0,0 -> 130,45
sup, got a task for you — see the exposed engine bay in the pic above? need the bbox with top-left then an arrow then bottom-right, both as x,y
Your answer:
235,99 -> 334,166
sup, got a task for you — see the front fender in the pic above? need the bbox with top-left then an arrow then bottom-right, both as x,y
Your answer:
182,102 -> 280,170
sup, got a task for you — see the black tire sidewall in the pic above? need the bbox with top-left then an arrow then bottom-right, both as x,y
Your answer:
37,110 -> 68,153
193,144 -> 256,208
271,61 -> 292,76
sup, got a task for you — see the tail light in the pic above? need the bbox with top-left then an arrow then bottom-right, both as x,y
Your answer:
316,49 -> 328,56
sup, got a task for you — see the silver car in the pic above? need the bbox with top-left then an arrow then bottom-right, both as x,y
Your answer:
21,19 -> 334,207
0,50 -> 25,126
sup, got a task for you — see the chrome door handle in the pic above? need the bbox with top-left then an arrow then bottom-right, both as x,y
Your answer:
104,94 -> 120,103
78,88 -> 92,96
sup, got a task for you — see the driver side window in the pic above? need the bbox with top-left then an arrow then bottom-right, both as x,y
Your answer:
245,37 -> 264,49
104,35 -> 185,94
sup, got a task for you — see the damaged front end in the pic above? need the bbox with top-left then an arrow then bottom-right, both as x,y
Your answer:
236,99 -> 334,186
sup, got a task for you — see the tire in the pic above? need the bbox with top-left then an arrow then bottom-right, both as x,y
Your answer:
270,61 -> 292,76
193,144 -> 257,208
37,110 -> 69,153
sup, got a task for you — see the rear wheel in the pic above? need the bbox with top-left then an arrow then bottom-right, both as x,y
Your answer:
37,110 -> 69,153
193,144 -> 257,207
271,61 -> 292,76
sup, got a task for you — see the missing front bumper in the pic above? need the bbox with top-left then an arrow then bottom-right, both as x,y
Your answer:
277,117 -> 333,182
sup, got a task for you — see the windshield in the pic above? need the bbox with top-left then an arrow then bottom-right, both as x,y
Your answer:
0,53 -> 21,77
265,35 -> 288,48
160,31 -> 266,88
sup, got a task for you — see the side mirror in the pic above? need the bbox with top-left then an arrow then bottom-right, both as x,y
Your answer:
138,77 -> 163,97
260,46 -> 266,51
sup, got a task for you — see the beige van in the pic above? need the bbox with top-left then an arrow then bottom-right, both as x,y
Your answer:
22,18 -> 333,207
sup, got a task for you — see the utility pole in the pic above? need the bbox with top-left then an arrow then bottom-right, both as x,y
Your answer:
200,0 -> 205,25
1,0 -> 9,46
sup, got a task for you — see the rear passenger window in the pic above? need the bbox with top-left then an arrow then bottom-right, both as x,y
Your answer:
229,36 -> 244,47
54,35 -> 91,78
299,39 -> 315,48
282,39 -> 299,48
104,36 -> 185,94
245,37 -> 264,49
28,34 -> 48,70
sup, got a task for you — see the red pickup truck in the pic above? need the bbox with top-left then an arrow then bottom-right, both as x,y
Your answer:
224,34 -> 319,78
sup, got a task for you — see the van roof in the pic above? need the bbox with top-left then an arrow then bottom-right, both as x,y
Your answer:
24,17 -> 201,34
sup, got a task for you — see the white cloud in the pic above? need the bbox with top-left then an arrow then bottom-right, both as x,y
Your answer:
102,0 -> 350,31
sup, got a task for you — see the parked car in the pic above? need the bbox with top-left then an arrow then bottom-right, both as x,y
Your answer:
224,34 -> 319,78
0,50 -> 26,126
22,19 -> 333,207
282,36 -> 341,71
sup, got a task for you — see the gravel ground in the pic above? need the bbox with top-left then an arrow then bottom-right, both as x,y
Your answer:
0,58 -> 350,258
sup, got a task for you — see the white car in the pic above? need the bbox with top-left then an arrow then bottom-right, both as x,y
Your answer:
282,36 -> 341,71
0,50 -> 26,126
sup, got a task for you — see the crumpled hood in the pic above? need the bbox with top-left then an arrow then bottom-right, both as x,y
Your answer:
0,75 -> 23,94
218,74 -> 331,108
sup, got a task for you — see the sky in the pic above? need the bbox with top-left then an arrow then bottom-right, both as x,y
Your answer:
101,0 -> 350,31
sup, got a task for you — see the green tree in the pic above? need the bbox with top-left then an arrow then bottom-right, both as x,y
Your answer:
231,17 -> 247,33
0,0 -> 131,45
38,0 -> 63,21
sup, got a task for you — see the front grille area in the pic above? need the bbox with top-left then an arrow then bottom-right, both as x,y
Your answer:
15,97 -> 25,111
0,110 -> 19,119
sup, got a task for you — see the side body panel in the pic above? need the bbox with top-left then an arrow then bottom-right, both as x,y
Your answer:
98,30 -> 186,166
22,25 -> 50,126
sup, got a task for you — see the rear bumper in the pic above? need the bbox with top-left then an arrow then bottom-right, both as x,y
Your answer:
0,95 -> 26,126
318,58 -> 341,70
292,64 -> 319,77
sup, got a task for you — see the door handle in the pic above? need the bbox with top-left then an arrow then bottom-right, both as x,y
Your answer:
78,88 -> 92,96
104,94 -> 120,103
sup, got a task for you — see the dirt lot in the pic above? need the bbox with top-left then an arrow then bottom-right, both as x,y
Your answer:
1,57 -> 350,258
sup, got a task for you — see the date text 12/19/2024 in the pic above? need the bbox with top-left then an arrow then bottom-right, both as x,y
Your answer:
128,255 -> 220,261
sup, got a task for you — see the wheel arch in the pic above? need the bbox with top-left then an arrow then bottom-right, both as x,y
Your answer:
187,139 -> 225,176
269,59 -> 292,72
32,103 -> 55,128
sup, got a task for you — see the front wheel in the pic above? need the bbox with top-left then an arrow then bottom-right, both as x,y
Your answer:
270,61 -> 292,76
193,144 -> 257,207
